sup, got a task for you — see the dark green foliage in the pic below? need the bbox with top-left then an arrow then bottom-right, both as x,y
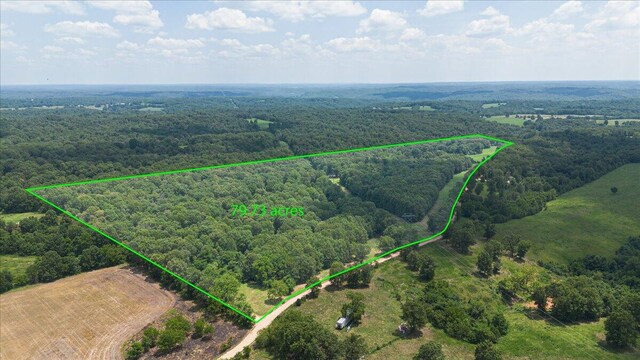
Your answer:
446,222 -> 479,254
306,276 -> 321,298
483,223 -> 496,240
0,269 -> 13,293
419,281 -> 508,343
477,251 -> 493,276
26,251 -> 80,283
125,341 -> 144,360
401,296 -> 429,332
157,329 -> 186,353
605,309 -> 638,348
267,279 -> 290,300
343,264 -> 374,288
193,318 -> 214,338
343,333 -> 367,360
165,313 -> 191,333
256,310 -> 342,360
611,186 -> 618,194
418,254 -> 436,282
537,276 -> 613,322
515,240 -> 531,260
414,342 -> 445,360
342,292 -> 366,324
475,341 -> 502,360
141,327 -> 160,350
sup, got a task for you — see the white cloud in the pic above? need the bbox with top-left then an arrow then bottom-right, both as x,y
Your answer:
0,40 -> 24,50
1,23 -> 15,37
212,38 -> 281,59
357,9 -> 407,34
245,1 -> 367,22
550,1 -> 583,19
186,8 -> 274,33
147,37 -> 205,49
42,45 -> 64,53
326,36 -> 381,52
44,21 -> 120,38
585,1 -> 640,31
88,1 -> 163,33
400,28 -> 426,41
0,1 -> 84,15
419,1 -> 464,17
54,37 -> 86,45
466,7 -> 511,36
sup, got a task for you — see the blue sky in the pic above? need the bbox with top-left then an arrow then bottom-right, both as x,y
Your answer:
1,1 -> 638,84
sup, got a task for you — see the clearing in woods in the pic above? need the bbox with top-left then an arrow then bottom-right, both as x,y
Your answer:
25,135 -> 512,323
0,266 -> 175,360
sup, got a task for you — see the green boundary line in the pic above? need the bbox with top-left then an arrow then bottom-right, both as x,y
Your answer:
25,134 -> 514,324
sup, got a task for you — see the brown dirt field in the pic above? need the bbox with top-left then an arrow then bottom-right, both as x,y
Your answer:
0,266 -> 175,360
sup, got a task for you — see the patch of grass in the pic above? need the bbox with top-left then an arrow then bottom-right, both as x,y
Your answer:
485,116 -> 525,127
138,107 -> 163,112
246,118 -> 274,130
0,212 -> 43,224
496,163 -> 640,264
468,146 -> 498,162
418,105 -> 434,111
497,309 -> 639,359
0,255 -> 36,280
482,103 -> 506,109
238,283 -> 271,316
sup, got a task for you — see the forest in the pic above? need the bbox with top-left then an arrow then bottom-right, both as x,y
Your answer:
1,89 -> 639,357
30,139 -> 488,316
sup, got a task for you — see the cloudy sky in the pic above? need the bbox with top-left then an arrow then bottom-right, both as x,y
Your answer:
1,0 -> 638,84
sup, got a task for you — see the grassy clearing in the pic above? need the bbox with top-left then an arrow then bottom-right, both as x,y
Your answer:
0,255 -> 36,280
482,103 -> 506,109
418,105 -> 434,111
246,118 -> 274,130
496,163 -> 640,264
485,116 -> 525,127
468,146 -> 498,162
0,212 -> 43,224
138,107 -> 163,112
239,283 -> 272,316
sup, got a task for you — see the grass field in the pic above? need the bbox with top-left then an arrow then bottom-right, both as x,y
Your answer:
418,105 -> 434,111
239,283 -> 272,316
246,118 -> 274,130
485,116 -> 525,126
0,266 -> 175,360
468,146 -> 498,162
496,163 -> 640,264
267,240 -> 636,359
0,255 -> 36,280
0,212 -> 43,223
482,103 -> 506,109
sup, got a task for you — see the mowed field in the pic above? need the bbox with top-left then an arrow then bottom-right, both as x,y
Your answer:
0,266 -> 175,360
485,116 -> 525,126
496,163 -> 640,264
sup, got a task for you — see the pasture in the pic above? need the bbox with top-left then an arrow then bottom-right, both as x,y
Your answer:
496,163 -> 640,264
485,116 -> 525,126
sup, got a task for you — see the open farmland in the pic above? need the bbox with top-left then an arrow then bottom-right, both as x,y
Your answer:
496,163 -> 640,264
0,266 -> 175,360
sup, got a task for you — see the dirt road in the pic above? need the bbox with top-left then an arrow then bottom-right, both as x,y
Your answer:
219,235 -> 443,359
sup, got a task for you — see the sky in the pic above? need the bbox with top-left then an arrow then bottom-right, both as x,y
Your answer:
1,0 -> 639,84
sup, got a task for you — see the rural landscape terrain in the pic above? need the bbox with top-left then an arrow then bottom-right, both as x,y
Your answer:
1,1 -> 639,359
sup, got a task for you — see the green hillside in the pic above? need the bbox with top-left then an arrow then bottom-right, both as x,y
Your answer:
496,163 -> 640,264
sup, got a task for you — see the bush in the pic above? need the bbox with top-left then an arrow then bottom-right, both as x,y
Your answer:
157,329 -> 186,353
193,318 -> 214,338
125,341 -> 144,360
141,326 -> 159,350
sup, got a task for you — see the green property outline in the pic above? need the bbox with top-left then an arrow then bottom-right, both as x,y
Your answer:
25,134 -> 514,324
